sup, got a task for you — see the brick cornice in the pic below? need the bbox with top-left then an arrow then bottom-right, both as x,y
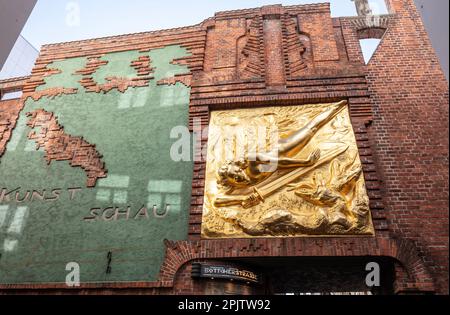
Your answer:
0,76 -> 30,92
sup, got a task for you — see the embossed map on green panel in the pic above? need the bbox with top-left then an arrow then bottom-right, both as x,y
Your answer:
0,46 -> 194,283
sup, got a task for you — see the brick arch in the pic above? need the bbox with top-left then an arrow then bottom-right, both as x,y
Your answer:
357,27 -> 388,40
350,14 -> 391,31
342,15 -> 391,47
158,237 -> 435,293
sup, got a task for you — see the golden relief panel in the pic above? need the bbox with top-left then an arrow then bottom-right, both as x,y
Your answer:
201,101 -> 375,238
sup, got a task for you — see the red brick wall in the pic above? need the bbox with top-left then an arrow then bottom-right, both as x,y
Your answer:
0,0 -> 447,295
0,77 -> 27,158
366,0 -> 449,294
0,99 -> 24,157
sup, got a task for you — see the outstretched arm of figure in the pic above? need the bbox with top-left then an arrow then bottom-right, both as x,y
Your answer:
277,101 -> 347,156
254,149 -> 321,168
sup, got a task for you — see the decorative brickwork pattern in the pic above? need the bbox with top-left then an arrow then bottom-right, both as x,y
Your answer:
157,74 -> 192,87
239,17 -> 265,79
29,87 -> 78,101
21,25 -> 207,97
0,99 -> 24,158
282,14 -> 309,77
77,55 -> 153,93
87,76 -> 149,94
263,14 -> 286,87
26,109 -> 107,188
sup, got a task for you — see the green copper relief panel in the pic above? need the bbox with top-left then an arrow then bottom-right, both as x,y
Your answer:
0,45 -> 194,283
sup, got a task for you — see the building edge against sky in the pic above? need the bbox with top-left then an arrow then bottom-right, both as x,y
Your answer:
0,0 -> 37,71
414,0 -> 449,81
0,0 -> 448,295
1,1 -> 447,82
0,35 -> 39,82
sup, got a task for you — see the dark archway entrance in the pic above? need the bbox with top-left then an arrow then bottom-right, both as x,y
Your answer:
220,257 -> 396,295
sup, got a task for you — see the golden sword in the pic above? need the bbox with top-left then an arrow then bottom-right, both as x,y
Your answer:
241,145 -> 349,209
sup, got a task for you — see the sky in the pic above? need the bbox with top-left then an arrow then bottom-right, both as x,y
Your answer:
22,0 -> 359,49
20,0 -> 385,63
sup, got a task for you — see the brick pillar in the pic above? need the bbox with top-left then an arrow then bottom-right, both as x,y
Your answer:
261,5 -> 286,88
366,0 -> 449,294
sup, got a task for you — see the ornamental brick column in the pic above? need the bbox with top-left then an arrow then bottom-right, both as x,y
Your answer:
261,5 -> 286,88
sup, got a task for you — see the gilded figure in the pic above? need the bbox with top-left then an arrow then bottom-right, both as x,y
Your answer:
202,101 -> 374,238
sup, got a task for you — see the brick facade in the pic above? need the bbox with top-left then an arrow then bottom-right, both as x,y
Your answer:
0,0 -> 448,295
